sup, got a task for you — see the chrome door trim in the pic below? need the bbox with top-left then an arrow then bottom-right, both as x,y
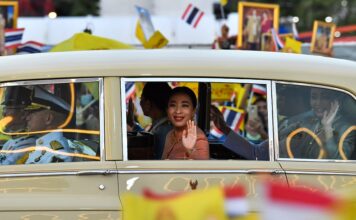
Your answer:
113,169 -> 284,175
285,171 -> 356,176
0,169 -> 284,178
0,170 -> 116,178
3,169 -> 356,178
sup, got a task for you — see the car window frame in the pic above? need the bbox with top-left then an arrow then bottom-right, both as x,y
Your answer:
120,77 -> 274,161
0,77 -> 105,163
272,80 -> 356,163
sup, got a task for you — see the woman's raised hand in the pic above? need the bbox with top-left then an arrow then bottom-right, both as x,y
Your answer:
182,120 -> 197,151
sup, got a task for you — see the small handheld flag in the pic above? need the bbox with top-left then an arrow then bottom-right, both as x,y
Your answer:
252,84 -> 267,96
16,41 -> 44,54
221,107 -> 245,132
5,28 -> 24,49
181,4 -> 204,28
135,5 -> 154,41
271,28 -> 284,51
125,82 -> 136,102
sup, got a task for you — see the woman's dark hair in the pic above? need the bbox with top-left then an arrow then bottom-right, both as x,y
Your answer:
168,86 -> 197,109
141,82 -> 172,112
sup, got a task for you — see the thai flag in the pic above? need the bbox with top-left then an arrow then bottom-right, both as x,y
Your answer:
221,107 -> 245,132
125,82 -> 136,101
16,41 -> 45,54
224,185 -> 248,217
209,127 -> 225,140
252,84 -> 267,96
271,28 -> 284,51
5,28 -> 25,49
181,3 -> 204,28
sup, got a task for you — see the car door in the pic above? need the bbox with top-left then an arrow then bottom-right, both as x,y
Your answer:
116,77 -> 287,213
273,82 -> 356,194
0,78 -> 120,219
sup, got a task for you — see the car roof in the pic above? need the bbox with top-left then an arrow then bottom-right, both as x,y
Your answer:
0,50 -> 355,94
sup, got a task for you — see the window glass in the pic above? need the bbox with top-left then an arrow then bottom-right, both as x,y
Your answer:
124,80 -> 270,161
276,84 -> 356,160
0,81 -> 100,165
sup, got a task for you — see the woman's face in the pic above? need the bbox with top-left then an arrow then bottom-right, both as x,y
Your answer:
310,88 -> 331,118
167,93 -> 195,129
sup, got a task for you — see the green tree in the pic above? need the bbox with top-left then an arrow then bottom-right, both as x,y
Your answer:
54,0 -> 100,16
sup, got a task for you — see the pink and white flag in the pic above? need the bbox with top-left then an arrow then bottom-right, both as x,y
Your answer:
224,185 -> 248,217
261,182 -> 339,220
252,84 -> 267,96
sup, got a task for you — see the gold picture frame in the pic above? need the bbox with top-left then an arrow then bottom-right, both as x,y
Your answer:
310,20 -> 336,55
0,1 -> 18,28
237,2 -> 279,50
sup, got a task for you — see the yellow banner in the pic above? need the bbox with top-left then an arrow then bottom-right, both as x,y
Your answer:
144,31 -> 169,49
283,37 -> 302,54
123,187 -> 227,220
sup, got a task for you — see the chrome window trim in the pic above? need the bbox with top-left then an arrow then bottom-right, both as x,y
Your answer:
98,78 -> 105,161
121,77 -> 273,161
273,80 -> 356,163
278,158 -> 356,163
0,78 -> 100,87
0,77 -> 104,162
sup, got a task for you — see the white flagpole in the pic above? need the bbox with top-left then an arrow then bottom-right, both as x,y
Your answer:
0,14 -> 5,56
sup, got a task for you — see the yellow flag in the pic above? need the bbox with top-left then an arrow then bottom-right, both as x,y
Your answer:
220,0 -> 228,6
283,37 -> 302,54
143,31 -> 169,49
50,33 -> 134,52
135,20 -> 147,44
122,187 -> 227,220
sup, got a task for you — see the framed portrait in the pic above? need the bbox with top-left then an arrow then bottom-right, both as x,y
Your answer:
310,21 -> 336,55
0,1 -> 18,29
237,2 -> 279,50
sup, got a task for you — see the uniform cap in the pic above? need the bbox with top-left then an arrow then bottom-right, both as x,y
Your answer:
27,86 -> 71,113
1,86 -> 32,106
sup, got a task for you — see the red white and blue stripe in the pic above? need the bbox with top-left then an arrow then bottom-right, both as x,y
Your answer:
271,28 -> 284,51
209,127 -> 225,140
181,3 -> 204,28
5,28 -> 25,49
16,41 -> 45,54
252,84 -> 267,96
221,107 -> 245,132
125,82 -> 136,101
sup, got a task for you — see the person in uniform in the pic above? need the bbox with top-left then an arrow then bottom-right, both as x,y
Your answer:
25,86 -> 73,164
0,86 -> 36,165
278,87 -> 355,160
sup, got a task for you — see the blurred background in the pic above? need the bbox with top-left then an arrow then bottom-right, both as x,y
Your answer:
9,0 -> 356,60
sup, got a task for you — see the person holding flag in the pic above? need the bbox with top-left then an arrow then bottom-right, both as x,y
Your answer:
210,105 -> 269,160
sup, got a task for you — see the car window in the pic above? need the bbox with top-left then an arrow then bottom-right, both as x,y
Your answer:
123,79 -> 271,161
0,80 -> 101,165
276,83 -> 356,160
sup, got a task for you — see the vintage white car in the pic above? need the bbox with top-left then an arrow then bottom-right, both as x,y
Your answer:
0,50 -> 354,219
